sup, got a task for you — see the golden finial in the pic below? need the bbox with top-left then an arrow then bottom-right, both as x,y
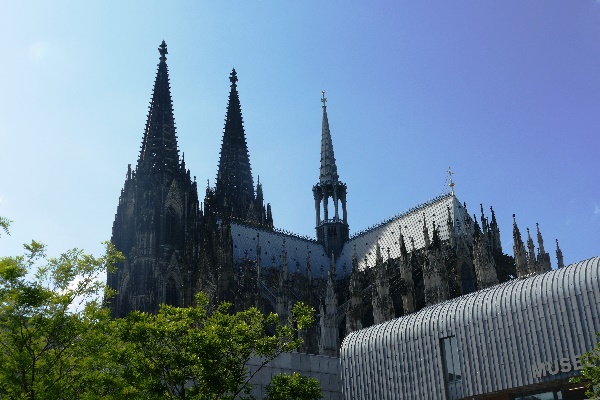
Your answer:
448,166 -> 455,196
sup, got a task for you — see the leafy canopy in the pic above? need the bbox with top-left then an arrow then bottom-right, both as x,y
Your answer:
265,372 -> 322,400
571,333 -> 600,398
0,237 -> 123,399
115,295 -> 317,399
0,217 -> 322,400
0,216 -> 10,237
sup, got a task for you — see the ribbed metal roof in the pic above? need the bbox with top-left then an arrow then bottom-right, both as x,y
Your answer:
340,256 -> 600,399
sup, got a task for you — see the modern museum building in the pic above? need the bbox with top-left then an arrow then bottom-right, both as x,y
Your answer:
340,256 -> 600,400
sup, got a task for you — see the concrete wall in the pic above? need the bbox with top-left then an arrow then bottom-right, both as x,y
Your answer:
246,352 -> 342,399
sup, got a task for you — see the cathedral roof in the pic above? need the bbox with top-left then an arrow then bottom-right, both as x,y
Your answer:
137,41 -> 180,175
337,193 -> 468,271
231,193 -> 470,277
223,91 -> 474,278
230,222 -> 333,278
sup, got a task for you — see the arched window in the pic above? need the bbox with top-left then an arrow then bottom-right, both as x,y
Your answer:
165,205 -> 180,245
165,277 -> 179,307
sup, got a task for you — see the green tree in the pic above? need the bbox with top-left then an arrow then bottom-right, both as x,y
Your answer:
115,295 -> 316,399
0,233 -> 123,399
0,218 -> 322,399
571,333 -> 600,398
0,216 -> 10,237
265,372 -> 323,400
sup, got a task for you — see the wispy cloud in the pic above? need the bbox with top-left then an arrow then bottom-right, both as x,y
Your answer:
565,217 -> 573,226
594,204 -> 600,218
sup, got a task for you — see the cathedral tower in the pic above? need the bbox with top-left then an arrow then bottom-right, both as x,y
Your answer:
108,42 -> 201,317
211,69 -> 272,227
313,92 -> 349,257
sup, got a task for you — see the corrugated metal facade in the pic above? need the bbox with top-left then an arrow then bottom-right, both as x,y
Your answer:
340,257 -> 600,399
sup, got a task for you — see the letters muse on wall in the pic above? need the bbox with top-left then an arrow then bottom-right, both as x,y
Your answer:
531,354 -> 584,379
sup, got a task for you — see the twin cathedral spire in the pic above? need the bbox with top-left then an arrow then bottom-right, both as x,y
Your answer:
137,40 -> 180,176
109,41 -> 348,317
212,69 -> 269,225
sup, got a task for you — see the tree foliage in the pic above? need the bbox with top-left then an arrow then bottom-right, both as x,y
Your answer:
265,372 -> 322,400
0,218 -> 322,400
571,333 -> 600,398
115,296 -> 316,399
0,238 -> 123,399
0,216 -> 10,237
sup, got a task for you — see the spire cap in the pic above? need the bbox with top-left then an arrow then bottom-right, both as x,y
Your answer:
229,68 -> 238,85
159,40 -> 168,61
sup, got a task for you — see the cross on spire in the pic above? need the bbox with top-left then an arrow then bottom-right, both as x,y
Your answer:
321,90 -> 327,107
230,69 -> 238,85
158,40 -> 168,61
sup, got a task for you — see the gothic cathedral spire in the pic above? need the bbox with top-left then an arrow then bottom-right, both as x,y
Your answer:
313,91 -> 349,257
319,91 -> 339,186
214,69 -> 256,221
137,41 -> 180,175
109,42 -> 201,317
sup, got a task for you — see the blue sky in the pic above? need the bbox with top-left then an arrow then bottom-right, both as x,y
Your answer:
1,1 -> 598,267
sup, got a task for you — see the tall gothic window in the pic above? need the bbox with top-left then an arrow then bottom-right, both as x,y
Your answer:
165,206 -> 180,245
165,277 -> 179,307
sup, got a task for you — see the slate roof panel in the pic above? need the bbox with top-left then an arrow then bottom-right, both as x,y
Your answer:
337,194 -> 468,271
230,223 -> 333,277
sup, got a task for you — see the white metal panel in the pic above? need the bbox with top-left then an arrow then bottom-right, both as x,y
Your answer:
340,256 -> 600,399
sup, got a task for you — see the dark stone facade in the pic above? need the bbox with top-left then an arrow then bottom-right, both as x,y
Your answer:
108,42 -> 558,355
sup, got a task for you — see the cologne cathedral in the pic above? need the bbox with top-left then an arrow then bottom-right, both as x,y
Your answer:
107,42 -> 565,356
